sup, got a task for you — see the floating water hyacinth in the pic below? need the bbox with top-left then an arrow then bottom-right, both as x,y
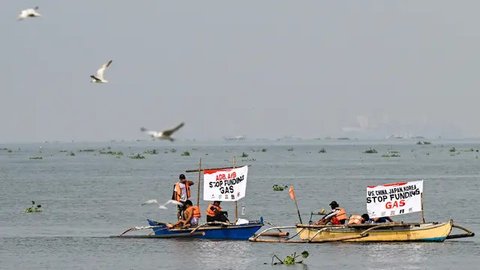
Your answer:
181,151 -> 190,156
272,185 -> 288,191
99,150 -> 123,156
129,153 -> 145,159
270,251 -> 309,265
382,150 -> 400,157
78,149 -> 96,152
364,148 -> 378,154
144,149 -> 158,155
25,201 -> 42,213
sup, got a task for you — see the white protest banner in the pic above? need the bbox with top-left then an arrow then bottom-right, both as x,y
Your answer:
366,180 -> 423,218
203,166 -> 248,202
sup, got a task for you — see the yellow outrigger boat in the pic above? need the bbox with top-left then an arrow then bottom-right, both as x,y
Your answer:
250,181 -> 475,243
250,220 -> 474,243
297,220 -> 454,242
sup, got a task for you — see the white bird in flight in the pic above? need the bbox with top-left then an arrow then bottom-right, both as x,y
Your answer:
141,199 -> 183,209
18,7 -> 42,20
140,122 -> 185,141
90,60 -> 113,83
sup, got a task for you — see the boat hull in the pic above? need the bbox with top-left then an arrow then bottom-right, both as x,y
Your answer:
296,220 -> 453,242
147,219 -> 263,240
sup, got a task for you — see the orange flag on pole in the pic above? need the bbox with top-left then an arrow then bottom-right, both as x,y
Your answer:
289,185 -> 303,223
289,185 -> 296,201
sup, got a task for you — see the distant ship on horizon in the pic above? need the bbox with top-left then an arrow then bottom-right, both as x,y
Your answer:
223,135 -> 246,141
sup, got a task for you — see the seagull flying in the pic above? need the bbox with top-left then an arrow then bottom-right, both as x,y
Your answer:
18,7 -> 41,20
90,60 -> 113,83
140,122 -> 185,141
141,199 -> 183,209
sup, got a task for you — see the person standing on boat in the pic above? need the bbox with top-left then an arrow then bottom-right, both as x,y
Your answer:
206,201 -> 229,223
172,174 -> 195,220
315,201 -> 347,225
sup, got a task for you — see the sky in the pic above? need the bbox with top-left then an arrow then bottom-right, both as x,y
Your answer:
1,1 -> 480,142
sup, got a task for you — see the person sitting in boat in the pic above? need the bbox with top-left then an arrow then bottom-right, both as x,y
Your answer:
206,201 -> 229,223
170,200 -> 201,229
315,201 -> 347,225
373,216 -> 393,223
172,174 -> 195,220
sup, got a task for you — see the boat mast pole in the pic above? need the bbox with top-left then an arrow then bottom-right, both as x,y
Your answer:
196,158 -> 202,207
421,192 -> 425,223
233,156 -> 238,223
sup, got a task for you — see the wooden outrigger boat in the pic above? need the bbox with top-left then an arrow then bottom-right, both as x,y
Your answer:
250,219 -> 474,243
250,180 -> 475,243
113,219 -> 263,240
114,159 -> 263,240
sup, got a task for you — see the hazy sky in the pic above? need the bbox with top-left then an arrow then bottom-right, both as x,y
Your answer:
2,1 -> 480,142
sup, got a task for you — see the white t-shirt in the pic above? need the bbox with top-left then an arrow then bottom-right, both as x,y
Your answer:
179,182 -> 187,202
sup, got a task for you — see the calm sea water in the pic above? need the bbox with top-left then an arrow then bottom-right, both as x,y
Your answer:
1,140 -> 479,269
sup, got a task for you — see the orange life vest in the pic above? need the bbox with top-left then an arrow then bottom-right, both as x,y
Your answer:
172,182 -> 191,202
348,214 -> 363,225
331,207 -> 347,225
192,206 -> 201,218
183,205 -> 201,220
206,204 -> 222,217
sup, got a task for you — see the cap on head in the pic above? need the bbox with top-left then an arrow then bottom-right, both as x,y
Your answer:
179,174 -> 186,180
184,200 -> 193,206
329,201 -> 339,208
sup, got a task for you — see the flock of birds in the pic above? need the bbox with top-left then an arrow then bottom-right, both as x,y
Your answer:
17,6 -> 185,142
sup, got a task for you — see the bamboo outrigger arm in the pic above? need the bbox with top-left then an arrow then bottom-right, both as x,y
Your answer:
118,225 -> 166,236
250,226 -> 297,241
249,225 -> 369,243
306,225 -> 391,243
250,225 -> 370,243
307,228 -> 327,242
446,223 -> 475,239
112,232 -> 205,239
